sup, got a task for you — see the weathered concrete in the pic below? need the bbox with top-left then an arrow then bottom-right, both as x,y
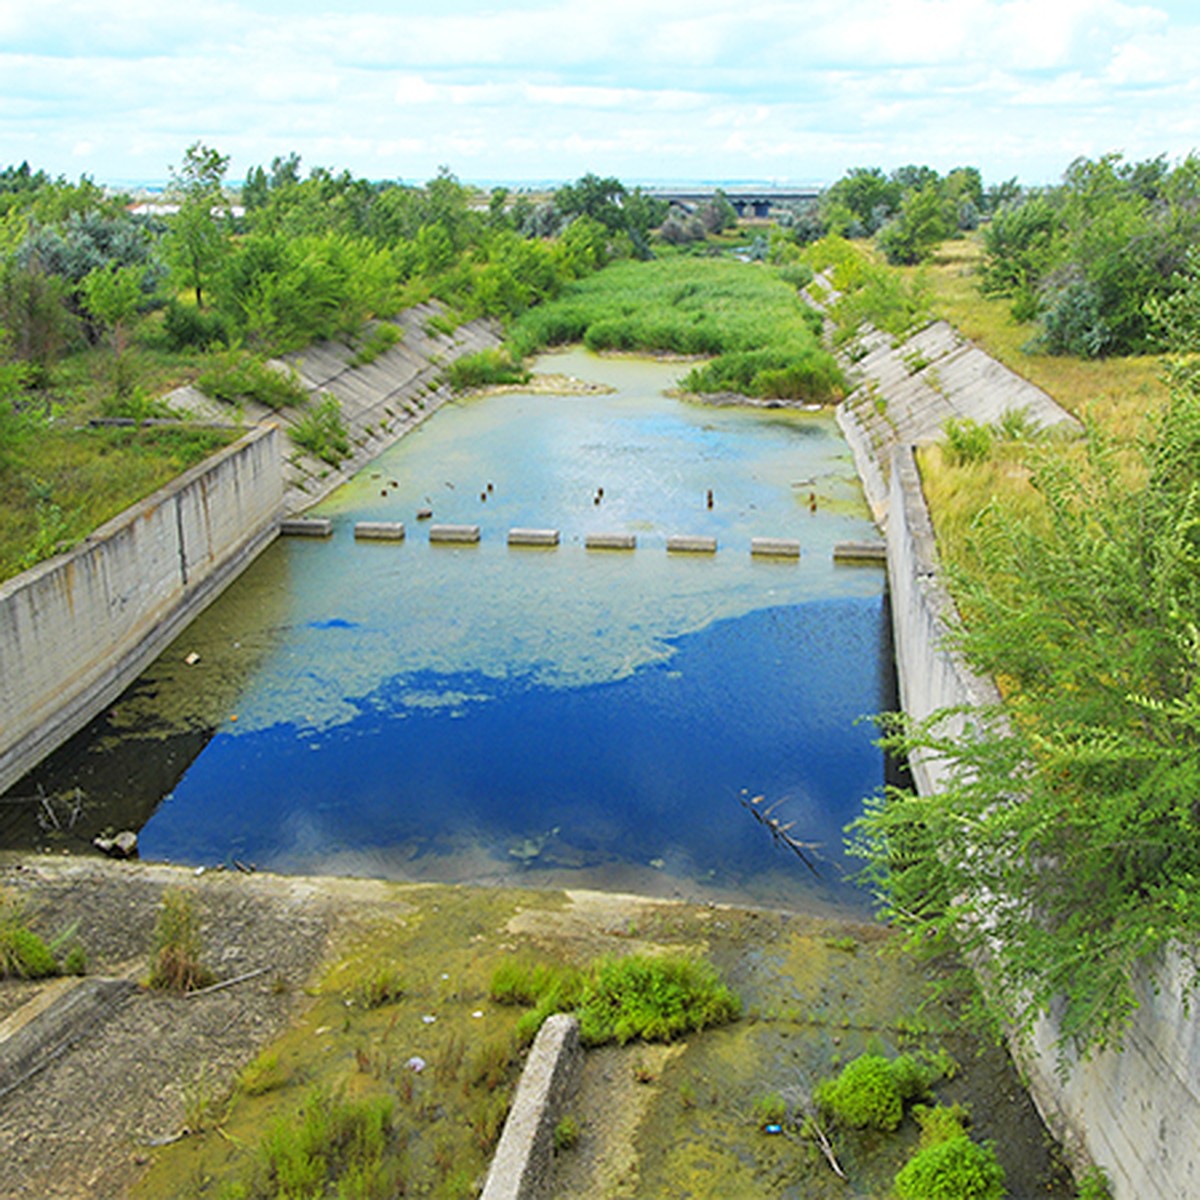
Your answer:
507,528 -> 560,547
0,427 -> 282,797
833,540 -> 886,562
666,534 -> 717,554
585,533 -> 636,550
837,318 -> 1079,527
750,537 -> 801,558
353,521 -> 406,541
482,1014 -> 583,1200
886,444 -> 1200,1198
428,523 -> 481,544
280,517 -> 333,537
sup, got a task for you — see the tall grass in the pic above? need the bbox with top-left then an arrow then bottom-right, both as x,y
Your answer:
508,257 -> 843,404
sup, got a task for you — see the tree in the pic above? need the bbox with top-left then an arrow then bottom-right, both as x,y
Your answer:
854,371 -> 1200,1056
80,263 -> 146,360
165,142 -> 231,308
877,184 -> 953,265
555,173 -> 627,233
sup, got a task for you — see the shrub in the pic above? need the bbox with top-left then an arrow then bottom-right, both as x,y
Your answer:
290,396 -> 350,465
350,322 -> 403,367
894,1133 -> 1006,1200
575,954 -> 741,1046
553,1115 -> 581,1151
147,888 -> 214,992
814,1054 -> 903,1131
1076,1165 -> 1113,1199
163,298 -> 229,350
352,965 -> 405,1009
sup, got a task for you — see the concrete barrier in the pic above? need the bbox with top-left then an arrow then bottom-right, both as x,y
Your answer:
280,517 -> 333,537
833,540 -> 886,563
429,524 -> 481,544
353,521 -> 406,541
0,426 -> 282,797
481,1014 -> 582,1200
750,537 -> 801,558
585,533 -> 636,551
508,528 -> 560,547
666,535 -> 717,554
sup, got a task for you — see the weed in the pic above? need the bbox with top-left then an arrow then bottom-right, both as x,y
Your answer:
815,1050 -> 954,1132
942,416 -> 994,465
198,350 -> 308,411
631,1056 -> 656,1084
239,1051 -> 289,1097
351,965 -> 405,1009
553,1114 -> 581,1152
466,1035 -> 514,1091
349,322 -> 403,368
183,1065 -> 222,1133
0,890 -> 60,980
894,1105 -> 1006,1200
290,396 -> 350,465
751,1092 -> 787,1127
444,347 -> 530,390
825,936 -> 858,954
147,888 -> 215,992
678,1079 -> 698,1108
1076,1165 -> 1113,1199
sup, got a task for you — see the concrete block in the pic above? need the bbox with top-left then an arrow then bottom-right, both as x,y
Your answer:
482,1014 -> 582,1200
833,540 -> 886,562
280,518 -> 333,537
429,523 -> 481,544
353,521 -> 406,541
508,528 -> 560,547
666,535 -> 718,554
585,532 -> 636,550
751,537 -> 801,558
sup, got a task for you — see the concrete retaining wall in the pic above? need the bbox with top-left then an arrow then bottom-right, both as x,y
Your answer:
0,426 -> 282,796
886,444 -> 1200,1199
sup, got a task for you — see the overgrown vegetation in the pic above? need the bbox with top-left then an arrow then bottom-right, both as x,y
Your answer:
893,1105 -> 1006,1200
0,888 -> 60,979
854,364 -> 1200,1056
444,346 -> 531,391
489,951 -> 741,1046
289,396 -> 351,465
197,350 -> 308,411
813,1050 -> 952,1132
509,256 -> 843,403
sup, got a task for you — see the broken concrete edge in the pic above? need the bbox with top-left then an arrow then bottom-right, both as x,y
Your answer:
0,977 -> 140,1102
481,1013 -> 583,1200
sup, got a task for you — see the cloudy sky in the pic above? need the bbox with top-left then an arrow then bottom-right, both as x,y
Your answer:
3,0 -> 1200,191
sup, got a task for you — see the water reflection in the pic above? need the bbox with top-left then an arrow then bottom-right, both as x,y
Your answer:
5,350 -> 889,914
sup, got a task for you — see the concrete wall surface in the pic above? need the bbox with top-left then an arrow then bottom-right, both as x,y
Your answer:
0,426 -> 281,796
886,444 -> 1200,1199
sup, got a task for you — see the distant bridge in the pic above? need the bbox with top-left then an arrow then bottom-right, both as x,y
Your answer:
646,187 -> 821,218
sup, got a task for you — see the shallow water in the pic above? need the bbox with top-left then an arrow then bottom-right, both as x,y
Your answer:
7,349 -> 890,913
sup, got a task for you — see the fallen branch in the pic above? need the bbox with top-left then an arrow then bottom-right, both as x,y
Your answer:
184,966 -> 271,999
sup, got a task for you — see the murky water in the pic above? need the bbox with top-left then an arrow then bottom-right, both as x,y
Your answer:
6,350 -> 890,912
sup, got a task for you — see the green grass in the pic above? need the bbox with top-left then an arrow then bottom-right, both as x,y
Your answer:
0,888 -> 61,980
444,347 -> 531,391
508,257 -> 843,403
290,396 -> 351,465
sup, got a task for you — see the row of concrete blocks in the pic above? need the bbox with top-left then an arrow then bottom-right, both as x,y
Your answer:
280,518 -> 885,562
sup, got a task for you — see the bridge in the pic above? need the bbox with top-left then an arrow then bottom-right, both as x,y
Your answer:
645,187 -> 821,218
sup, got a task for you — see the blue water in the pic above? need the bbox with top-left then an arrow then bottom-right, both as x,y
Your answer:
16,350 -> 889,913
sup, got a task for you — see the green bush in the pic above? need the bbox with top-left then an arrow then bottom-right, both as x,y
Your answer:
1076,1165 -> 1113,1199
198,350 -> 308,411
349,322 -> 402,367
0,889 -> 60,980
894,1134 -> 1006,1200
163,298 -> 229,350
814,1054 -> 903,1131
290,396 -> 350,465
942,417 -> 994,465
576,954 -> 741,1046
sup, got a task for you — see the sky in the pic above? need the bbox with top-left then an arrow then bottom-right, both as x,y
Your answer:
3,0 -> 1200,191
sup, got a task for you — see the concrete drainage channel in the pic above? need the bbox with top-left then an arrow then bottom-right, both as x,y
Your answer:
278,518 -> 885,562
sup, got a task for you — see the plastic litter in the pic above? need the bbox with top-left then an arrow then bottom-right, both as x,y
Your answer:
405,1056 -> 426,1073
763,1124 -> 783,1135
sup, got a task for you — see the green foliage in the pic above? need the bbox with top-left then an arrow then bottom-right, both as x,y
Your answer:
751,1092 -> 787,1126
489,952 -> 739,1046
854,371 -> 1200,1055
814,1051 -> 950,1131
348,322 -> 402,367
444,347 -> 530,391
894,1133 -> 1006,1200
0,891 -> 60,979
147,888 -> 215,992
878,183 -> 956,265
575,954 -> 741,1046
238,1052 -> 290,1097
198,350 -> 308,410
290,396 -> 351,465
162,298 -> 229,350
1076,1165 -> 1113,1199
941,417 -> 994,465
257,1088 -> 397,1200
164,141 -> 232,309
552,1114 -> 581,1151
351,965 -> 405,1009
510,256 -> 841,403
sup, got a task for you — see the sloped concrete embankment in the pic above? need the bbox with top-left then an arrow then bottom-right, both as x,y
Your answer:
168,302 -> 503,514
881,404 -> 1200,1195
0,427 -> 281,798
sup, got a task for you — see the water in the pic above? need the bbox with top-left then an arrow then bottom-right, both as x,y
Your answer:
6,350 -> 890,913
